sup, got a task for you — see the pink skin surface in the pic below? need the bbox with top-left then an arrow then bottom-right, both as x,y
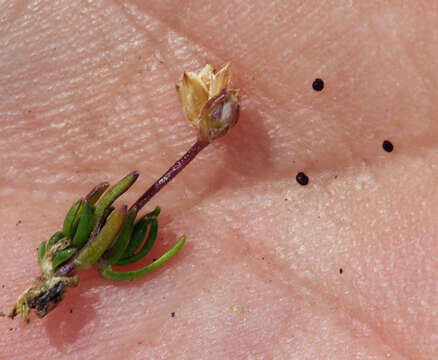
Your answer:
1,1 -> 438,359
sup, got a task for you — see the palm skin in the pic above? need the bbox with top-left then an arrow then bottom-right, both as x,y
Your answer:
1,1 -> 438,359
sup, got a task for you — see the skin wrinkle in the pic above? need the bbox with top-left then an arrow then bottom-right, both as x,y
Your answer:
0,1 -> 433,356
202,163 -> 414,358
235,238 -> 406,358
118,1 -> 243,74
107,3 -> 200,165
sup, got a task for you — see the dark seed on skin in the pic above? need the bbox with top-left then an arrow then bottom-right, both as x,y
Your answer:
70,309 -> 73,314
382,140 -> 394,152
296,172 -> 309,186
153,258 -> 157,262
312,78 -> 324,91
171,312 -> 175,318
339,268 -> 343,274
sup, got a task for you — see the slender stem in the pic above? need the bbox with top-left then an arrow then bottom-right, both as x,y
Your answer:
131,139 -> 209,212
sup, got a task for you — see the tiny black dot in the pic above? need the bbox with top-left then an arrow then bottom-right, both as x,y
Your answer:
171,312 -> 175,318
382,140 -> 394,152
312,78 -> 324,91
70,309 -> 73,314
339,268 -> 343,274
296,172 -> 309,186
153,258 -> 157,262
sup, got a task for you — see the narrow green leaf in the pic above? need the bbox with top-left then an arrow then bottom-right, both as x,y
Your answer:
47,231 -> 64,247
75,206 -> 127,270
116,218 -> 158,266
119,206 -> 160,260
86,182 -> 110,206
120,217 -> 149,259
93,172 -> 139,225
63,200 -> 82,239
98,236 -> 186,281
147,206 -> 161,217
105,207 -> 137,265
52,248 -> 77,269
37,241 -> 46,265
71,200 -> 93,249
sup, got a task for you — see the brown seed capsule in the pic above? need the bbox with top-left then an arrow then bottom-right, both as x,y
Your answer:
176,64 -> 240,143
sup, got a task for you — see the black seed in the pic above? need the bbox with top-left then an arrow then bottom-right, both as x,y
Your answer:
382,140 -> 393,152
171,312 -> 175,318
153,258 -> 157,262
70,309 -> 73,314
312,78 -> 324,91
339,268 -> 343,274
296,172 -> 309,186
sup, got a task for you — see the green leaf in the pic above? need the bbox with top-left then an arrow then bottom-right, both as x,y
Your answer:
116,218 -> 158,266
63,200 -> 82,239
119,217 -> 149,259
47,231 -> 64,247
37,241 -> 46,265
52,248 -> 77,269
93,172 -> 138,226
71,200 -> 93,249
147,206 -> 161,217
75,206 -> 127,270
98,236 -> 186,281
86,182 -> 110,206
105,207 -> 137,265
119,206 -> 160,260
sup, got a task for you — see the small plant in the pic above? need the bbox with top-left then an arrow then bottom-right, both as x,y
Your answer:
9,64 -> 240,322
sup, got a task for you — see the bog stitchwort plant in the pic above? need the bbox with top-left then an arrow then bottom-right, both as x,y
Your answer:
9,64 -> 240,323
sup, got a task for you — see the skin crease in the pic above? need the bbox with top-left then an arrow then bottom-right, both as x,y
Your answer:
1,0 -> 438,359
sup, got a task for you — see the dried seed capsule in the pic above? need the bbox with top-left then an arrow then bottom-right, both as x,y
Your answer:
176,64 -> 240,143
200,89 -> 239,142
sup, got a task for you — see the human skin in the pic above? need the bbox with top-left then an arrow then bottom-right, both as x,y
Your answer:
1,0 -> 438,359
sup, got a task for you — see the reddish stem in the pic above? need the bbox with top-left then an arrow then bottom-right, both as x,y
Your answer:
131,139 -> 209,212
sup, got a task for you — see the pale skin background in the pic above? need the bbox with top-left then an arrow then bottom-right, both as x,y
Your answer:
1,1 -> 437,359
